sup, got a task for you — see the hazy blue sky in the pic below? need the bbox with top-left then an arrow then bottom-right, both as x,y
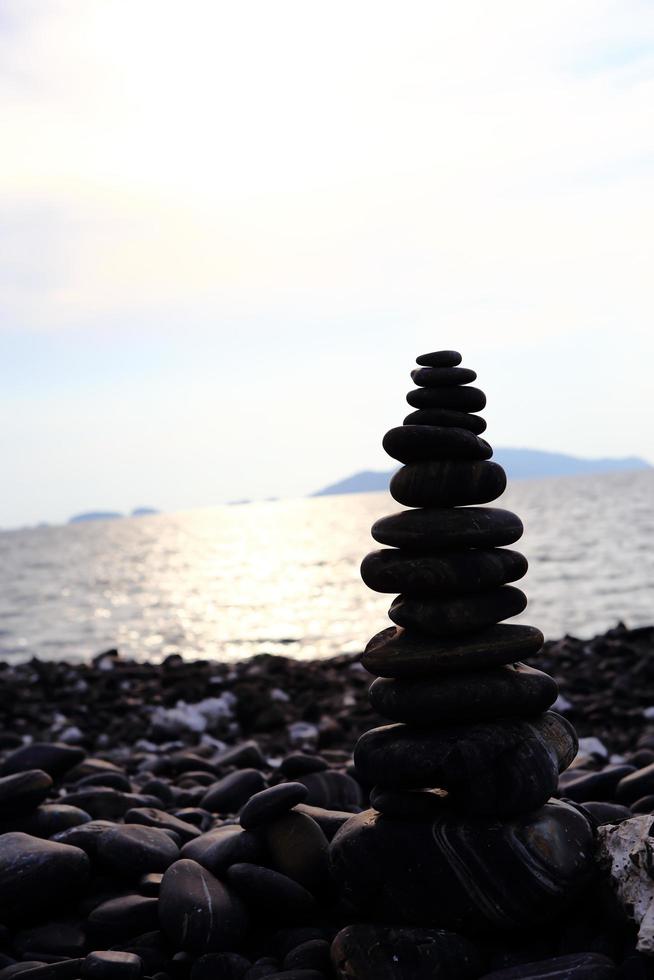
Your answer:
1,1 -> 653,527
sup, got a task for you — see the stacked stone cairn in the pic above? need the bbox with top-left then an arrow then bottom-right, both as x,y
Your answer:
330,350 -> 596,933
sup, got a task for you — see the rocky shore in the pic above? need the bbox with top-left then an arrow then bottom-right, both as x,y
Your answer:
0,624 -> 650,978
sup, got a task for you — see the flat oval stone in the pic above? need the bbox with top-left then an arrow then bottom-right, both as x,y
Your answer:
97,824 -> 180,878
296,771 -> 362,811
81,951 -> 143,980
329,801 -> 594,931
279,754 -> 329,778
263,812 -> 330,891
331,923 -> 484,980
407,386 -> 486,412
201,770 -> 266,813
410,366 -> 477,387
389,586 -> 527,635
369,664 -> 558,726
383,426 -> 492,464
372,508 -> 523,551
354,712 -> 576,815
0,770 -> 53,817
390,460 -> 506,507
87,895 -> 159,943
159,859 -> 248,953
361,548 -> 527,595
181,825 -> 264,875
362,624 -> 544,677
239,783 -> 308,830
0,744 -> 85,779
0,833 -> 90,921
415,351 -> 462,367
3,803 -> 91,839
404,409 -> 487,434
226,863 -> 316,921
615,763 -> 654,804
559,765 -> 635,804
125,807 -> 201,844
52,820 -> 117,855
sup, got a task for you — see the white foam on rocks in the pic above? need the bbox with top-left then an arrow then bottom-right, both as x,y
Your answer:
149,694 -> 237,736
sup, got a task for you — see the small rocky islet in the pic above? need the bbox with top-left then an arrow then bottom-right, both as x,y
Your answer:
0,355 -> 654,978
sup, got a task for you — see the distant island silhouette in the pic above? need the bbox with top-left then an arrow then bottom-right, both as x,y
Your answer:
313,448 -> 652,496
69,508 -> 159,524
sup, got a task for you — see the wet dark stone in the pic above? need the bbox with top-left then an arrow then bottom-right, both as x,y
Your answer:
283,940 -> 331,974
181,825 -> 264,875
372,507 -> 523,551
81,951 -> 143,980
415,350 -> 462,367
330,801 -> 594,932
331,923 -> 484,979
4,961 -> 84,980
1,804 -> 91,839
279,755 -> 329,778
478,952 -> 617,978
296,771 -> 362,811
369,787 -> 448,819
239,783 -> 308,830
616,763 -> 654,804
0,744 -> 85,779
215,742 -> 268,770
0,770 -> 52,817
362,624 -> 544,677
410,366 -> 477,387
97,825 -> 180,878
293,804 -> 354,841
390,460 -> 506,507
388,586 -> 527,635
404,408 -> 487,433
580,802 -> 632,825
190,952 -> 251,980
354,713 -> 576,815
362,547 -> 527,595
369,663 -> 557,726
383,425 -> 492,464
0,833 -> 90,921
87,895 -> 159,943
628,794 -> 654,814
158,859 -> 248,953
173,807 -> 212,831
124,808 -> 201,844
227,863 -> 316,921
201,770 -> 266,813
407,386 -> 486,412
62,790 -> 144,822
263,812 -> 330,891
52,820 -> 116,856
74,772 -> 132,793
559,765 -> 636,803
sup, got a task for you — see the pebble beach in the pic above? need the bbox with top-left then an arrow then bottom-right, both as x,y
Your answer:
0,623 -> 652,979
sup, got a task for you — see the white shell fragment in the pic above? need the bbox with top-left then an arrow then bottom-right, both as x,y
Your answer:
597,814 -> 654,955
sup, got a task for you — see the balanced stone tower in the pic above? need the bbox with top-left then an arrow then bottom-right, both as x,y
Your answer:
330,350 -> 595,932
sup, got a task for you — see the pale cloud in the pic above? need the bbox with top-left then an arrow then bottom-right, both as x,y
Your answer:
0,0 -> 653,346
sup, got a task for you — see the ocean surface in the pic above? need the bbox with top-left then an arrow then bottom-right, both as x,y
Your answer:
1,470 -> 653,664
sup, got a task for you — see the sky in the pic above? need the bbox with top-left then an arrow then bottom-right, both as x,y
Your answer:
1,0 -> 653,527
